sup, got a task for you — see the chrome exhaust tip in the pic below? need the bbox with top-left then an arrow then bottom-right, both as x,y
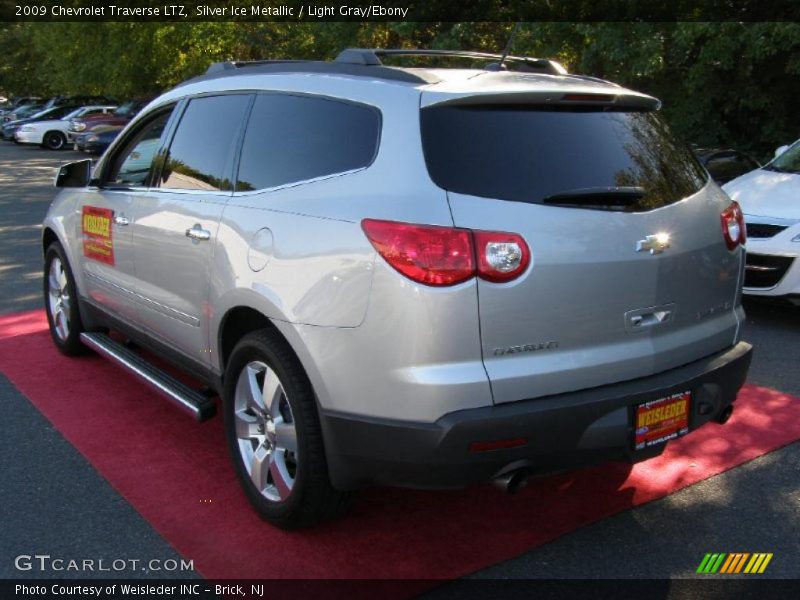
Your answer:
492,470 -> 529,494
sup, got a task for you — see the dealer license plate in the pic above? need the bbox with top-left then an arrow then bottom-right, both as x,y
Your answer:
634,391 -> 691,450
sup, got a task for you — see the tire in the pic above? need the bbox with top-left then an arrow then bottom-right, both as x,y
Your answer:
44,242 -> 86,355
223,328 -> 353,529
42,131 -> 66,150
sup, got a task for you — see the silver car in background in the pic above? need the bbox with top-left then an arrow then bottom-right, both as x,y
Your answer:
42,49 -> 752,529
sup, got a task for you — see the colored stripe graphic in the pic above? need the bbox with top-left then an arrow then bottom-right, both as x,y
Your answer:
744,553 -> 773,574
699,553 -> 773,574
720,553 -> 749,573
697,553 -> 726,573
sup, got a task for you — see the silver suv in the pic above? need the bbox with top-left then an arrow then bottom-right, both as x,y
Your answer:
43,49 -> 752,529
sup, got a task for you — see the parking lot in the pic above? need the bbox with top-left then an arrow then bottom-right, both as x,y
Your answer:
1,139 -> 800,581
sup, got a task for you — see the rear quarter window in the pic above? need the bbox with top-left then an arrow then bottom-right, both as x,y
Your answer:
421,105 -> 707,212
235,94 -> 380,192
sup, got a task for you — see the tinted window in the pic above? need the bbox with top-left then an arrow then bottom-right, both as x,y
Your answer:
768,140 -> 800,174
47,106 -> 76,119
421,106 -> 707,212
704,152 -> 760,184
160,95 -> 250,192
107,112 -> 171,187
31,107 -> 71,120
236,94 -> 380,192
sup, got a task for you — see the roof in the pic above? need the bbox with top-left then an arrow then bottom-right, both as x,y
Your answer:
181,48 -> 573,88
172,48 -> 658,110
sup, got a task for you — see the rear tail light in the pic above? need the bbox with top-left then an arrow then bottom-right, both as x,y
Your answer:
721,202 -> 746,250
473,231 -> 530,283
360,219 -> 475,286
361,219 -> 531,286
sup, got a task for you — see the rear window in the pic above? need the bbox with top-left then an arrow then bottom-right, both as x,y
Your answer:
421,106 -> 707,211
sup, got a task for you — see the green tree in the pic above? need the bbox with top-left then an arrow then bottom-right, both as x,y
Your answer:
1,22 -> 797,159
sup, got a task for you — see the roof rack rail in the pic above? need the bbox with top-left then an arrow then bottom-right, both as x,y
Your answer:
334,48 -> 568,75
205,60 -> 309,75
191,58 -> 438,86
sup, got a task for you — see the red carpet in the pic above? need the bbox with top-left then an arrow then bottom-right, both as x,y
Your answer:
1,310 -> 799,580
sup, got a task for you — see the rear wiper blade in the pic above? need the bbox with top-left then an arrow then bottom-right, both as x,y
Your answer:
541,186 -> 645,210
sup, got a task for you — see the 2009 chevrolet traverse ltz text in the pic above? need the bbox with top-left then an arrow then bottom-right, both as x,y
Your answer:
43,48 -> 752,528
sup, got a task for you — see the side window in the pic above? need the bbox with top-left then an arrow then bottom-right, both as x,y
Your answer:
106,110 -> 172,187
159,94 -> 251,192
236,94 -> 380,192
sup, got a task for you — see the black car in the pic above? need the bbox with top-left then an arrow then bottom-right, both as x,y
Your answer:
74,127 -> 121,154
1,105 -> 79,140
694,147 -> 761,185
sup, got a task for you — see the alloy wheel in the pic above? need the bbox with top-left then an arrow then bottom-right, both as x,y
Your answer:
47,257 -> 71,341
233,361 -> 298,502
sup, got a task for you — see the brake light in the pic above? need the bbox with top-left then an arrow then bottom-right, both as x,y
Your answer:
361,219 -> 475,286
361,219 -> 531,286
561,93 -> 615,103
721,202 -> 746,250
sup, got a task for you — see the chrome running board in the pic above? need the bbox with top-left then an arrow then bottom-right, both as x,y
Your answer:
80,332 -> 216,421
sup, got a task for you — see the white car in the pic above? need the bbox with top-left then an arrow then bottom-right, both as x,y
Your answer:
15,105 -> 116,150
723,139 -> 800,304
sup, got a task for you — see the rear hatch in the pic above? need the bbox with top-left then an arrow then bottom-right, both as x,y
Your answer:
420,91 -> 743,404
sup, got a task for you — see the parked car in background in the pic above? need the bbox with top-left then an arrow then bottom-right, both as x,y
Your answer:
2,103 -> 45,123
694,147 -> 761,185
1,105 -> 85,140
723,139 -> 800,305
4,96 -> 114,124
15,105 -> 117,149
40,95 -> 116,111
74,126 -> 123,154
68,98 -> 152,142
0,96 -> 41,117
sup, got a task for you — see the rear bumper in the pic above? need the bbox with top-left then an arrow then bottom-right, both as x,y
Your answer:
321,342 -> 752,490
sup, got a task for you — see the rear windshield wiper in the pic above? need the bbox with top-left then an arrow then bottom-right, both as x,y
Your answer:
541,186 -> 645,211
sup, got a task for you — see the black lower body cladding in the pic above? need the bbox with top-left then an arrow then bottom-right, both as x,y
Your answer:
321,342 -> 752,489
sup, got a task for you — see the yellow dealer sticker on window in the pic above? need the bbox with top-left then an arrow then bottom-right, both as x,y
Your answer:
82,206 -> 114,265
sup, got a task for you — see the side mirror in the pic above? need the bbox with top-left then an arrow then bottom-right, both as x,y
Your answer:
774,145 -> 789,159
54,159 -> 93,188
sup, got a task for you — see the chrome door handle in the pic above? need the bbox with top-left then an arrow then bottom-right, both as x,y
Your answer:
113,214 -> 130,226
185,224 -> 211,242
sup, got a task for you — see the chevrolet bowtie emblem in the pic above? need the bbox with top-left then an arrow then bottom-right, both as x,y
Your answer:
636,233 -> 671,255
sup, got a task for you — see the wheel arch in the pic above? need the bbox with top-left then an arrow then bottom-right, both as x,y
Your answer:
216,303 -> 330,411
42,226 -> 59,256
218,305 -> 274,374
42,219 -> 101,331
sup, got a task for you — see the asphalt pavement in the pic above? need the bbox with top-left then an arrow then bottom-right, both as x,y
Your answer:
0,140 -> 798,582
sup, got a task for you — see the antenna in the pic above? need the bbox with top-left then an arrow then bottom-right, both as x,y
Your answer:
490,22 -> 522,72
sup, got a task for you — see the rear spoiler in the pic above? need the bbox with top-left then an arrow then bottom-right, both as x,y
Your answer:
422,91 -> 660,111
